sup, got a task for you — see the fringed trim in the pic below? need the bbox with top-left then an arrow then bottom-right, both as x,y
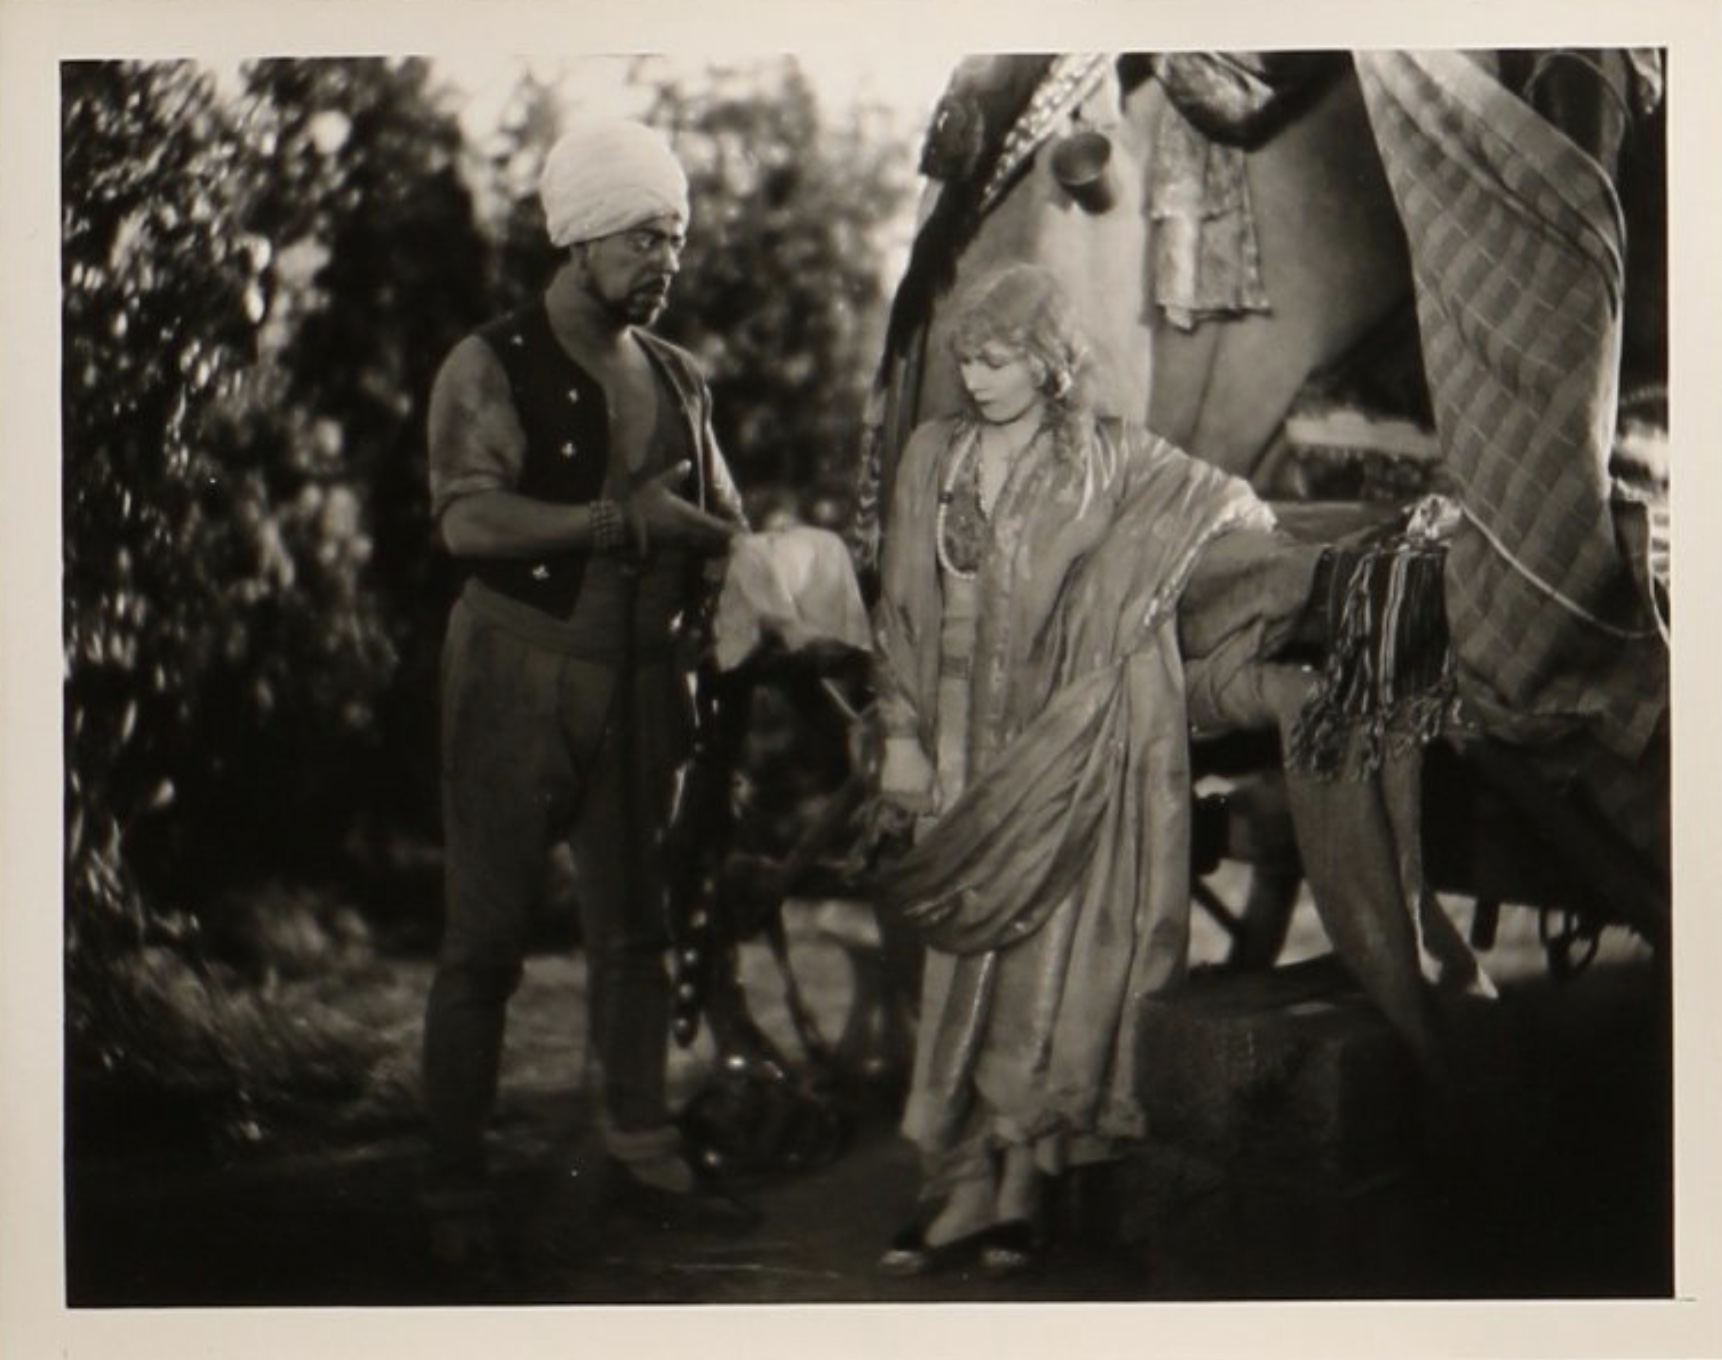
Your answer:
847,414 -> 884,579
980,54 -> 1113,212
1286,534 -> 1458,779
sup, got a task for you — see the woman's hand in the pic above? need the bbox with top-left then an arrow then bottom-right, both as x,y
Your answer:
878,735 -> 938,817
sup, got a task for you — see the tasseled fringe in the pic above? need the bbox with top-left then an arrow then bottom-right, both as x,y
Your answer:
846,416 -> 885,580
1286,536 -> 1457,779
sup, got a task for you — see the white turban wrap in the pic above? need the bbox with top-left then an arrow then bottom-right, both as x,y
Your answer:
539,119 -> 690,248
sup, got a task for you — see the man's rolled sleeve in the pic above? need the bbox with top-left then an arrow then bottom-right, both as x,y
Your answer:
427,336 -> 527,523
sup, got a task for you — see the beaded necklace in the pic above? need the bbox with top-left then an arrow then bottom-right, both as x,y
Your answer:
935,424 -> 985,580
935,416 -> 1045,580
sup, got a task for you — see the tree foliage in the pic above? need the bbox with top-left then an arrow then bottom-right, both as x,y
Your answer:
65,54 -> 506,868
636,59 -> 912,524
65,60 -> 292,966
62,60 -> 492,1079
234,59 -> 501,850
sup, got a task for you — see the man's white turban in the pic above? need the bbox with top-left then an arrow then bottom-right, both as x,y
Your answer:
539,119 -> 690,248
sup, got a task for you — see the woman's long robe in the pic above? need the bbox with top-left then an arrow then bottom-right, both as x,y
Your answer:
872,412 -> 1290,1190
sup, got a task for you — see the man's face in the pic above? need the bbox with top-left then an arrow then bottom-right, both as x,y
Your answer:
578,214 -> 687,326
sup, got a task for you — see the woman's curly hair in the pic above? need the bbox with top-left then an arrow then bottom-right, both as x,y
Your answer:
947,264 -> 1095,466
949,264 -> 1089,394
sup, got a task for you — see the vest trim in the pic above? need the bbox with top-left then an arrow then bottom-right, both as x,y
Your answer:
462,301 -> 709,619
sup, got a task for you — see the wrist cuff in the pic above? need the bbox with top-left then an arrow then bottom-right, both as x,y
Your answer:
590,499 -> 627,554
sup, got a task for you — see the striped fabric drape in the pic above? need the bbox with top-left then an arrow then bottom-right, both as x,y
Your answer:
1355,50 -> 1666,756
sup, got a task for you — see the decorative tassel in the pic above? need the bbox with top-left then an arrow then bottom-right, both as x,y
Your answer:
1287,531 -> 1457,780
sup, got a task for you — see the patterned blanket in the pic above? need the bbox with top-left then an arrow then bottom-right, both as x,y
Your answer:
1355,51 -> 1666,756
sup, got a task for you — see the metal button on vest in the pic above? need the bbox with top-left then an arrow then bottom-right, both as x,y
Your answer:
567,388 -> 581,404
560,440 -> 576,459
531,564 -> 550,580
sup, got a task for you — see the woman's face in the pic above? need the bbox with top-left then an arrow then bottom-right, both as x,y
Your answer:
958,342 -> 1044,425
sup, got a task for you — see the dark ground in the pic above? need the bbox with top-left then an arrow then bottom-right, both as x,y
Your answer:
64,893 -> 1673,1308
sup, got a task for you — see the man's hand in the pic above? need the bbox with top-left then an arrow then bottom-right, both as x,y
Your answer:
623,461 -> 740,554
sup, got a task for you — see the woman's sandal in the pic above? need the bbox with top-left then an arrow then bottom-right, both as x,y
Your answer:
876,1214 -> 995,1278
979,1219 -> 1042,1278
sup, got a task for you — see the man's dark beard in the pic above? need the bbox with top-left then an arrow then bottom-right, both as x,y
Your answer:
613,284 -> 670,327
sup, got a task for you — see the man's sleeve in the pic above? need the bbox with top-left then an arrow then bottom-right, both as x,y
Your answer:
427,335 -> 527,524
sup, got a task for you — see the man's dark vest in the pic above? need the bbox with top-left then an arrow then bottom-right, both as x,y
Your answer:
466,301 -> 703,618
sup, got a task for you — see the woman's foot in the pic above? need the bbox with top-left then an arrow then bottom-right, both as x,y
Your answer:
994,1145 -> 1041,1227
876,1214 -> 996,1277
877,1176 -> 996,1276
983,1145 -> 1045,1277
979,1218 -> 1042,1278
924,1175 -> 996,1246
